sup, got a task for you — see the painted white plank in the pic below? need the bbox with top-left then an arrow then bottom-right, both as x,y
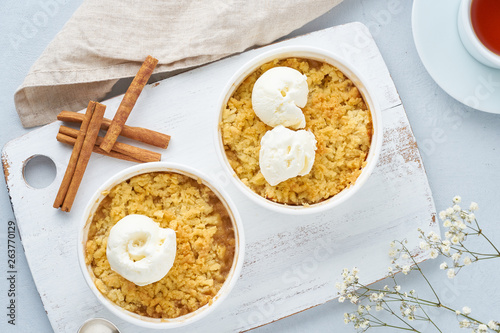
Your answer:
2,22 -> 437,333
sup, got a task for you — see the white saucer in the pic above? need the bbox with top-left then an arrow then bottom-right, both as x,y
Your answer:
412,0 -> 500,114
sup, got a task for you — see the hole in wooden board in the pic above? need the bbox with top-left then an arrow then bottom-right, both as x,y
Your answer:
23,155 -> 57,189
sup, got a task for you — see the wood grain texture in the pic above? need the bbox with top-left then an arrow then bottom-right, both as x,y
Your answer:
1,23 -> 438,333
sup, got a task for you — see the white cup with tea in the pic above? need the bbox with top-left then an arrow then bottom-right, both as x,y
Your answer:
457,0 -> 500,69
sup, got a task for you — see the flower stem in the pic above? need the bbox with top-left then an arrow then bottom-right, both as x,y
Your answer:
382,300 -> 419,331
400,242 -> 441,304
468,220 -> 500,255
417,302 -> 442,333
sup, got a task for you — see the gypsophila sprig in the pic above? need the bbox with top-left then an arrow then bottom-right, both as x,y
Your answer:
419,198 -> 500,279
337,197 -> 500,332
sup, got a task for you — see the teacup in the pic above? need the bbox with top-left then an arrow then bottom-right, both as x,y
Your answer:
457,0 -> 500,69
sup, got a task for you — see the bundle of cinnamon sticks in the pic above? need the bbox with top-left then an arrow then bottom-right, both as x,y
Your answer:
53,55 -> 168,212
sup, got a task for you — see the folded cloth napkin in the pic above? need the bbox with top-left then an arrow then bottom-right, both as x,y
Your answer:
14,0 -> 343,128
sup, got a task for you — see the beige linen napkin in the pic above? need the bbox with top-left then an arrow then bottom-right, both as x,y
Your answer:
15,0 -> 343,128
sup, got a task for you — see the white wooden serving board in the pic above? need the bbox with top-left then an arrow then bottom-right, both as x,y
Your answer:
3,23 -> 438,333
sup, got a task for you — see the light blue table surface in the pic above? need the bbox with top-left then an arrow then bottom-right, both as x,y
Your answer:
1,1 -> 500,332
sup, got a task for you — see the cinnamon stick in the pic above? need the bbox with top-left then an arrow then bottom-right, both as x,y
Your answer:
100,55 -> 158,152
59,126 -> 161,163
57,111 -> 170,149
53,101 -> 96,209
61,102 -> 106,212
56,133 -> 143,163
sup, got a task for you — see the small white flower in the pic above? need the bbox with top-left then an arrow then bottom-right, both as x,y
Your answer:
455,310 -> 461,315
350,296 -> 358,304
459,319 -> 470,328
453,204 -> 461,212
403,308 -> 411,316
420,241 -> 430,250
442,240 -> 451,246
360,320 -> 369,329
457,222 -> 466,230
462,306 -> 471,315
384,285 -> 389,291
388,249 -> 397,258
352,267 -> 359,275
402,253 -> 410,259
376,303 -> 383,311
402,265 -> 410,275
378,293 -> 385,300
463,256 -> 472,265
439,211 -> 447,220
440,262 -> 448,270
395,285 -> 401,292
388,266 -> 393,273
370,293 -> 379,301
443,220 -> 452,228
451,235 -> 460,244
431,232 -> 440,242
453,196 -> 461,203
446,207 -> 454,215
343,318 -> 349,324
452,252 -> 461,262
430,249 -> 438,259
441,245 -> 451,254
469,202 -> 478,211
488,320 -> 498,330
447,269 -> 455,279
478,324 -> 488,332
338,296 -> 345,303
342,268 -> 349,278
365,305 -> 371,311
466,213 -> 476,222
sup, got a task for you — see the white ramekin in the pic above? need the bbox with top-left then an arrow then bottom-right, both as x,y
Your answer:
458,0 -> 500,68
78,162 -> 245,329
214,46 -> 383,215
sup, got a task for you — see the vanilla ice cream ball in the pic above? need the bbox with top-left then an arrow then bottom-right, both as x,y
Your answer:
251,67 -> 308,129
259,125 -> 317,186
106,214 -> 176,286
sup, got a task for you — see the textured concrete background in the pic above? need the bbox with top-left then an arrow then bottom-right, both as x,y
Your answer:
1,0 -> 500,332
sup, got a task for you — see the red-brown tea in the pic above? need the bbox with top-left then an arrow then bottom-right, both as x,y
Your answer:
471,0 -> 500,55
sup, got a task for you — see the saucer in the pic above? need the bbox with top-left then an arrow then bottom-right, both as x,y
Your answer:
412,0 -> 500,114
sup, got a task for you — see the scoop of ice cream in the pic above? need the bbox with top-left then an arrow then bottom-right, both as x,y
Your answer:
106,214 -> 176,286
251,67 -> 308,129
259,125 -> 317,186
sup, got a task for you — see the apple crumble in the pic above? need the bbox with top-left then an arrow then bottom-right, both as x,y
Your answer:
85,172 -> 235,318
220,57 -> 373,205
